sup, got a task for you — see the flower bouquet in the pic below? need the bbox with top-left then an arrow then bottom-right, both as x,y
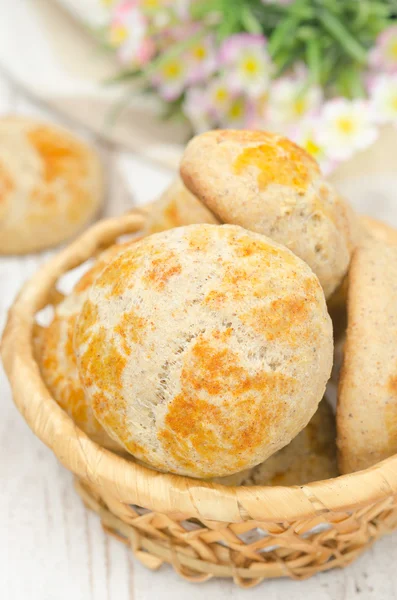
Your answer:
100,0 -> 397,175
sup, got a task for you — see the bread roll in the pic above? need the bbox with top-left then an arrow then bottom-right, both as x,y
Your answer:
75,224 -> 333,478
0,116 -> 103,254
143,177 -> 219,234
36,242 -> 135,450
337,234 -> 397,473
181,130 -> 359,298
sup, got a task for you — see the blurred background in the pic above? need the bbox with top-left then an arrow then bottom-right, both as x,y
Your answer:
2,0 -> 397,223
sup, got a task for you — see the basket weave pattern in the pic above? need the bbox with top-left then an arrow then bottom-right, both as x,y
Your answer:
2,211 -> 397,587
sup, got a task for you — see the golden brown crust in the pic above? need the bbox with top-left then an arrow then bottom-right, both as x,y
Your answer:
75,223 -> 333,478
35,242 -> 138,450
0,116 -> 103,254
180,129 -> 359,298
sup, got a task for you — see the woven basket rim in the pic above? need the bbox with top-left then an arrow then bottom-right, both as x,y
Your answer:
2,211 -> 397,524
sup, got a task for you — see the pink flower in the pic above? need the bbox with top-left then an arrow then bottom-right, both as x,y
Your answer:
152,54 -> 188,100
369,25 -> 397,73
109,1 -> 154,66
185,36 -> 217,84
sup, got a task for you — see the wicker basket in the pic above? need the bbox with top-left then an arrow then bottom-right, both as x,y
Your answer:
3,211 -> 397,588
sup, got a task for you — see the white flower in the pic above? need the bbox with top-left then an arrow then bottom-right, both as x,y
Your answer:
290,118 -> 336,176
186,36 -> 217,84
318,99 -> 378,161
219,96 -> 254,129
370,74 -> 397,123
268,76 -> 323,126
220,34 -> 272,97
205,75 -> 235,118
153,55 -> 188,100
369,25 -> 397,73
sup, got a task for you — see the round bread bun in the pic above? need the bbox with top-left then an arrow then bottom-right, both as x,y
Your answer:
240,399 -> 337,486
0,116 -> 103,254
143,177 -> 219,234
337,224 -> 397,473
75,224 -> 333,478
180,130 -> 359,299
36,242 -> 137,450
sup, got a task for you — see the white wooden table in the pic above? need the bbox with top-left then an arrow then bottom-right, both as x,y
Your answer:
1,71 -> 397,600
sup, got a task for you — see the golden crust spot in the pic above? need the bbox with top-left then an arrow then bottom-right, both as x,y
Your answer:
27,126 -> 91,224
79,326 -> 126,394
39,314 -> 90,431
28,126 -> 87,184
240,284 -> 318,344
74,241 -> 137,294
91,392 -> 147,459
158,330 -> 294,476
143,249 -> 182,290
388,375 -> 397,395
95,244 -> 149,296
0,160 -> 14,209
114,310 -> 147,353
385,401 -> 397,454
163,199 -> 179,226
386,375 -> 397,450
240,297 -> 308,343
187,226 -> 212,252
212,130 -> 276,144
233,138 -> 319,193
76,300 -> 100,349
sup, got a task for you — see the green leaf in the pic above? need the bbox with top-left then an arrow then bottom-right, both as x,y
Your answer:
240,6 -> 263,35
268,14 -> 300,57
318,9 -> 368,63
306,38 -> 321,84
335,64 -> 365,98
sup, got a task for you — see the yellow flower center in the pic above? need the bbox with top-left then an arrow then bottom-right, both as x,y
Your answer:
304,138 -> 321,158
142,0 -> 162,8
337,117 -> 355,135
242,57 -> 260,76
109,24 -> 128,47
214,87 -> 228,104
391,95 -> 397,111
162,61 -> 183,80
228,100 -> 244,120
193,45 -> 207,61
387,39 -> 397,61
294,97 -> 307,116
